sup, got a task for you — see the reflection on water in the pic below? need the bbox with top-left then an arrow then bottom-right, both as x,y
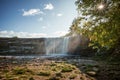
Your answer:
0,53 -> 70,59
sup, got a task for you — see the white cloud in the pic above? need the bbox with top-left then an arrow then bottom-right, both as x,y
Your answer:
54,31 -> 69,37
0,30 -> 69,38
38,17 -> 43,21
0,30 -> 47,38
44,3 -> 54,10
22,9 -> 43,16
42,26 -> 47,29
57,13 -> 63,17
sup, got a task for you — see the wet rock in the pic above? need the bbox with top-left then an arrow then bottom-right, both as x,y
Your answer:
12,61 -> 17,64
73,59 -> 77,62
87,71 -> 96,76
93,67 -> 99,72
55,61 -> 63,63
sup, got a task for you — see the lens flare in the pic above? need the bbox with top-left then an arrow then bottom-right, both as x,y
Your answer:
98,4 -> 104,10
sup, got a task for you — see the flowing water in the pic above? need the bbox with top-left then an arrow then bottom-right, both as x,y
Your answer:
45,37 -> 69,55
62,37 -> 69,54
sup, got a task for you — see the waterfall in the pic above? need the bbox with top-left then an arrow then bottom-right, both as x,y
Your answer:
62,37 -> 69,53
45,37 -> 69,55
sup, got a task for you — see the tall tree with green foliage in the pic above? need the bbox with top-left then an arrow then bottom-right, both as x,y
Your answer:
71,0 -> 120,51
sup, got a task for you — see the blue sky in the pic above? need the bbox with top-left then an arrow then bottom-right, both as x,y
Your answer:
0,0 -> 77,38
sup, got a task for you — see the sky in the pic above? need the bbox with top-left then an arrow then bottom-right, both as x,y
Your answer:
0,0 -> 77,38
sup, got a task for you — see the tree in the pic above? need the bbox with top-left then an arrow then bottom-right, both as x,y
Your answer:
72,0 -> 120,51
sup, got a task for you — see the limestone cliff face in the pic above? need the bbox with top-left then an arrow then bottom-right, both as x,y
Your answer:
0,38 -> 46,54
0,36 -> 96,56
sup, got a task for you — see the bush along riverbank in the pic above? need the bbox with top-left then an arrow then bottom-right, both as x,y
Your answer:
92,45 -> 120,80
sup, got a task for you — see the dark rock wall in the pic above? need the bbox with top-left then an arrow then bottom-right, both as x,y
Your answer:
0,38 -> 46,55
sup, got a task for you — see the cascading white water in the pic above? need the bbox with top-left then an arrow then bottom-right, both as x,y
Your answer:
45,37 -> 69,55
62,37 -> 69,54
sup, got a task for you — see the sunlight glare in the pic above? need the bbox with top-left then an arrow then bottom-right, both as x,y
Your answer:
98,4 -> 104,10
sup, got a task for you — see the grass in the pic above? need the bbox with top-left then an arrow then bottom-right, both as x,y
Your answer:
61,67 -> 73,72
3,69 -> 9,73
37,71 -> 51,76
5,73 -> 13,80
49,76 -> 60,80
69,74 -> 77,79
50,63 -> 56,66
29,77 -> 35,80
55,72 -> 62,77
13,67 -> 33,75
52,63 -> 75,73
1,60 -> 95,80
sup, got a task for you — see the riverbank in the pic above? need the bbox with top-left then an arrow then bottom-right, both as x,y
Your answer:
0,56 -> 120,80
0,56 -> 96,80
